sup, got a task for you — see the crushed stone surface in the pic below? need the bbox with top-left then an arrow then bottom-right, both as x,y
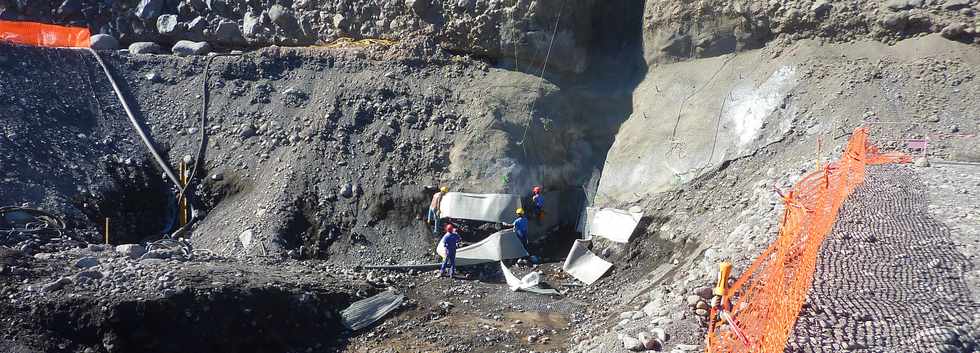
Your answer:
789,165 -> 980,352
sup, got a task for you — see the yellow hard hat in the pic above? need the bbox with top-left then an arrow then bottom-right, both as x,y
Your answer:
440,186 -> 449,193
516,208 -> 525,215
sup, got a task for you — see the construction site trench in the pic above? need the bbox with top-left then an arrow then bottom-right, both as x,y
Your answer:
3,0 -> 980,352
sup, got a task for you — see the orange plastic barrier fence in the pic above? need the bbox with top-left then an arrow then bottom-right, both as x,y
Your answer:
0,20 -> 90,48
705,128 -> 908,353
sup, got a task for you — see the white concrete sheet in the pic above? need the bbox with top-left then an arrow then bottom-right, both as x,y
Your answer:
587,207 -> 643,243
439,192 -> 522,223
562,239 -> 613,285
437,229 -> 529,266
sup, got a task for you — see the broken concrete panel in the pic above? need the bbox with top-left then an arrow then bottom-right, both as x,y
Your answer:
340,290 -> 405,331
437,229 -> 528,266
562,239 -> 612,285
500,262 -> 560,295
438,192 -> 521,223
587,206 -> 643,243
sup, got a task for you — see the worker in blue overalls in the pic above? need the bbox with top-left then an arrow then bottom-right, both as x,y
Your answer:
531,186 -> 544,222
438,224 -> 460,278
503,208 -> 529,250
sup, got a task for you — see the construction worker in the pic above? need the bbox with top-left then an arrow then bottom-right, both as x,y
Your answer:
531,186 -> 544,221
427,186 -> 449,234
502,208 -> 529,249
438,224 -> 460,278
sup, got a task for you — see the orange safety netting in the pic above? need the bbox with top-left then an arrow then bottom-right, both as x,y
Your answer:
0,20 -> 90,48
705,128 -> 909,353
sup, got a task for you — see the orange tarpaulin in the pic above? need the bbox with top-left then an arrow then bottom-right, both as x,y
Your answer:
0,20 -> 90,48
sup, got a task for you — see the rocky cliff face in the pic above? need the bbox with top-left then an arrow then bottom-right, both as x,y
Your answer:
641,0 -> 979,65
0,0 -> 596,74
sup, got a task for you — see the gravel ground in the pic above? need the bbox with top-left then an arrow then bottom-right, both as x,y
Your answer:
788,165 -> 980,352
920,162 -> 980,305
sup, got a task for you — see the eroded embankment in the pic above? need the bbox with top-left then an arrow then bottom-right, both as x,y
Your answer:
0,43 -> 612,265
5,286 -> 350,353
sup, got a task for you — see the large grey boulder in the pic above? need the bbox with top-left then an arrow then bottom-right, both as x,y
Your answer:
115,244 -> 146,259
134,0 -> 164,20
172,40 -> 212,56
243,11 -> 265,38
268,5 -> 303,38
886,0 -> 924,11
129,41 -> 163,54
621,334 -> 645,351
156,14 -> 180,35
268,5 -> 290,24
140,249 -> 177,260
407,0 -> 432,15
941,23 -> 968,39
212,20 -> 245,43
206,0 -> 228,14
74,257 -> 99,269
186,16 -> 208,41
188,0 -> 207,12
89,34 -> 119,50
42,277 -> 72,292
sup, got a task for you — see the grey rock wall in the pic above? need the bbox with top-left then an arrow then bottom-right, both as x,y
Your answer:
0,0 -> 596,74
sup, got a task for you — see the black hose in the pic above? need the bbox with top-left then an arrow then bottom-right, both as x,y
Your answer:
170,53 -> 239,238
86,48 -> 241,239
86,48 -> 184,194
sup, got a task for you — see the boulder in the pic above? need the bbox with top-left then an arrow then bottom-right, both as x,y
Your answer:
811,0 -> 832,16
140,249 -> 176,260
156,14 -> 180,35
42,277 -> 73,292
129,42 -> 163,54
243,11 -> 264,38
268,5 -> 290,25
186,16 -> 208,41
942,0 -> 972,10
694,286 -> 714,299
407,0 -> 432,15
134,0 -> 164,20
269,5 -> 303,38
188,0 -> 207,13
76,270 -> 104,280
686,294 -> 702,306
86,244 -> 110,252
881,12 -> 909,31
651,327 -> 668,341
212,20 -> 245,43
206,0 -> 228,14
74,256 -> 99,269
622,334 -> 645,351
332,14 -> 346,29
941,23 -> 968,39
172,40 -> 211,56
89,34 -> 119,50
115,244 -> 146,259
638,332 -> 662,351
885,0 -> 923,11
